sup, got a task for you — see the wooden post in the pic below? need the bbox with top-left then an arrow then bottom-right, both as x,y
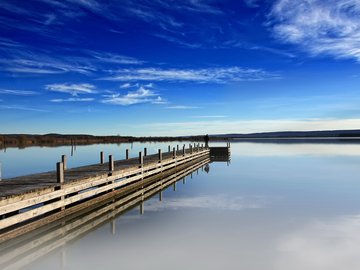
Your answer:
100,151 -> 104,164
109,155 -> 114,173
61,155 -> 67,170
173,147 -> 176,159
139,151 -> 143,167
57,162 -> 64,184
182,145 -> 185,156
144,147 -> 147,157
177,145 -> 179,151
168,145 -> 171,152
158,149 -> 162,163
126,149 -> 129,160
190,145 -> 193,154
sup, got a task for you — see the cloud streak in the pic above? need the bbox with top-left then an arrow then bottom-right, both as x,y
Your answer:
270,0 -> 360,61
46,83 -> 97,96
137,118 -> 360,136
166,105 -> 200,109
101,86 -> 164,105
50,97 -> 95,102
0,88 -> 37,95
102,67 -> 280,83
0,105 -> 49,112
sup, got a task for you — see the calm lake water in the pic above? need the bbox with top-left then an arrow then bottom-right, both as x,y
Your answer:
1,141 -> 360,269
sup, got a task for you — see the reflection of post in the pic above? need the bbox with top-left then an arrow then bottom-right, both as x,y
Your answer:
190,173 -> 193,179
0,162 -> 2,181
173,182 -> 176,191
183,177 -> 186,184
159,190 -> 163,201
111,220 -> 116,235
140,202 -> 144,215
204,164 -> 210,173
60,247 -> 66,269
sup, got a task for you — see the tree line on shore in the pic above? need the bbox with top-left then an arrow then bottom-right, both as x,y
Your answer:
0,134 -> 210,149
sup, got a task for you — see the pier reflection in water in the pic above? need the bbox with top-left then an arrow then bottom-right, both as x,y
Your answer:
0,155 -> 215,270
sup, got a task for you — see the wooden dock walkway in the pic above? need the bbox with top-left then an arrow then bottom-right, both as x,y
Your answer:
0,157 -> 209,270
0,144 -> 226,241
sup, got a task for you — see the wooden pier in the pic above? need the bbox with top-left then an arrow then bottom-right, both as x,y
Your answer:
0,144 -> 229,242
0,155 -> 209,270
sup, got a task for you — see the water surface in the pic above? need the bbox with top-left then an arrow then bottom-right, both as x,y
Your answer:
1,141 -> 360,270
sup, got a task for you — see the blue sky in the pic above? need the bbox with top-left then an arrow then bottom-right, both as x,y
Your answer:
1,0 -> 360,136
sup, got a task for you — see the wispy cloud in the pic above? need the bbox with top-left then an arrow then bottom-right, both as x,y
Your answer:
0,105 -> 49,112
50,97 -> 95,102
0,53 -> 96,75
46,83 -> 97,96
166,105 -> 200,109
120,82 -> 139,89
270,0 -> 360,61
102,67 -> 280,82
244,0 -> 260,8
91,51 -> 144,65
137,118 -> 360,136
192,115 -> 228,118
145,195 -> 267,212
101,86 -> 164,105
0,88 -> 37,95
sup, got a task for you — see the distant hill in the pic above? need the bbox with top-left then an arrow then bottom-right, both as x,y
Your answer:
211,129 -> 360,138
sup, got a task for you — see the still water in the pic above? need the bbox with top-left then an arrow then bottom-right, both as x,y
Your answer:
1,141 -> 360,269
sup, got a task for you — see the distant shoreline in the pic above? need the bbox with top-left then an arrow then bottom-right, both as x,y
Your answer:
1,130 -> 360,149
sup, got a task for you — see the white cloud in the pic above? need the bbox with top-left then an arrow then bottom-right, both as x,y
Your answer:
50,97 -> 94,102
270,0 -> 360,61
135,118 -> 360,136
101,86 -> 163,105
0,105 -> 49,112
0,55 -> 95,75
145,195 -> 267,212
276,215 -> 360,270
119,82 -> 139,89
244,0 -> 260,8
91,51 -> 144,65
46,83 -> 96,96
0,88 -> 37,95
166,105 -> 200,109
192,115 -> 228,118
102,67 -> 280,82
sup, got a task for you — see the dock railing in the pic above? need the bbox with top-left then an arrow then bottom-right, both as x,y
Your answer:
0,145 -> 209,233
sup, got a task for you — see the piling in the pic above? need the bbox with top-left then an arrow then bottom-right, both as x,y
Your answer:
61,155 -> 67,170
158,149 -> 162,163
139,152 -> 143,167
100,151 -> 104,164
109,155 -> 114,174
56,162 -> 64,184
